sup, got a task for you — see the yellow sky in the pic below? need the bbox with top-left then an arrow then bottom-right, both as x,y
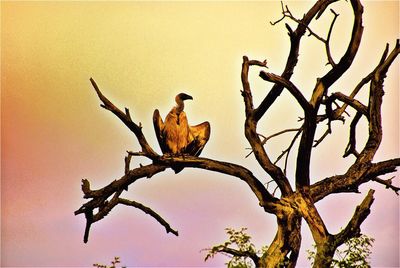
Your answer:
1,1 -> 399,266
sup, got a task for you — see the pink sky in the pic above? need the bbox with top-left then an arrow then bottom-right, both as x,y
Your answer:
1,1 -> 399,267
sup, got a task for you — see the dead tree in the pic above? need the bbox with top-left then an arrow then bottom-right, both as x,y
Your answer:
75,0 -> 399,266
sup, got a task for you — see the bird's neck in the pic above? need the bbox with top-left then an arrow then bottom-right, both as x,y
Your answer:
175,99 -> 184,114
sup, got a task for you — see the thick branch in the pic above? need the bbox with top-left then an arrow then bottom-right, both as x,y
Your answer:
367,158 -> 400,179
155,155 -> 278,210
295,0 -> 363,189
293,192 -> 329,244
311,158 -> 400,202
76,154 -> 281,242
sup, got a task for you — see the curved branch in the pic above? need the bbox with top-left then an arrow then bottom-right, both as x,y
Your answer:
241,56 -> 293,197
241,56 -> 268,116
325,9 -> 339,67
356,39 -> 400,164
75,154 -> 280,242
311,0 -> 364,108
297,0 -> 364,187
118,198 -> 179,236
156,155 -> 279,210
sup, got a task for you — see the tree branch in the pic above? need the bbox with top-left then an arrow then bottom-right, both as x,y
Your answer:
311,0 -> 364,107
275,129 -> 302,176
75,154 -> 281,242
245,128 -> 301,158
334,43 -> 390,118
209,246 -> 260,265
356,39 -> 400,164
259,71 -> 312,113
325,9 -> 339,67
334,189 -> 375,246
343,112 -> 362,158
307,36 -> 398,200
118,198 -> 179,236
371,177 -> 399,195
75,164 -> 168,243
89,78 -> 158,159
241,56 -> 293,197
241,56 -> 268,116
155,155 -> 279,210
327,92 -> 368,117
255,0 -> 338,121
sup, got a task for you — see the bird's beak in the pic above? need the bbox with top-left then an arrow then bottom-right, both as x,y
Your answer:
181,93 -> 193,100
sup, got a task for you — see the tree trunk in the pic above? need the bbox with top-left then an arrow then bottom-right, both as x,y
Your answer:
259,206 -> 301,267
313,241 -> 335,268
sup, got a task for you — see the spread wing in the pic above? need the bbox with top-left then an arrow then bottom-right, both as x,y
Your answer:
153,109 -> 168,154
186,121 -> 211,156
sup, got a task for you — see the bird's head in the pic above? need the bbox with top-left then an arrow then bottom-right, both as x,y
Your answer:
176,93 -> 193,102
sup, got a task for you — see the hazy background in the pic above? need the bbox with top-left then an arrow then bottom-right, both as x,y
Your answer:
1,1 -> 399,267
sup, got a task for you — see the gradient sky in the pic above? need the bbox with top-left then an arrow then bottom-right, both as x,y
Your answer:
1,1 -> 399,267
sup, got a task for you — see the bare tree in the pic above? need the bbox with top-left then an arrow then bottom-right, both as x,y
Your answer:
75,0 -> 399,267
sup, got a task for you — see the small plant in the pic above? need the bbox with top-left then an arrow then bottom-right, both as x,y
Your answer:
204,228 -> 267,267
206,228 -> 374,268
93,256 -> 126,268
307,234 -> 375,267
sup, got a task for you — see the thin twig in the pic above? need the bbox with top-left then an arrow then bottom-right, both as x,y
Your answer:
274,129 -> 302,175
119,198 -> 179,235
325,9 -> 339,66
371,176 -> 399,195
246,128 -> 301,158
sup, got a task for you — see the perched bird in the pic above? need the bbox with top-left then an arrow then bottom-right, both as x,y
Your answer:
153,93 -> 210,172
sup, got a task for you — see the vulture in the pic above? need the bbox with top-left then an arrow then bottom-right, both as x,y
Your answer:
153,93 -> 210,172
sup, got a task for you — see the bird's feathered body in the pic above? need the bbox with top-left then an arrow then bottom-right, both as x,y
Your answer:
153,93 -> 210,172
163,107 -> 192,154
